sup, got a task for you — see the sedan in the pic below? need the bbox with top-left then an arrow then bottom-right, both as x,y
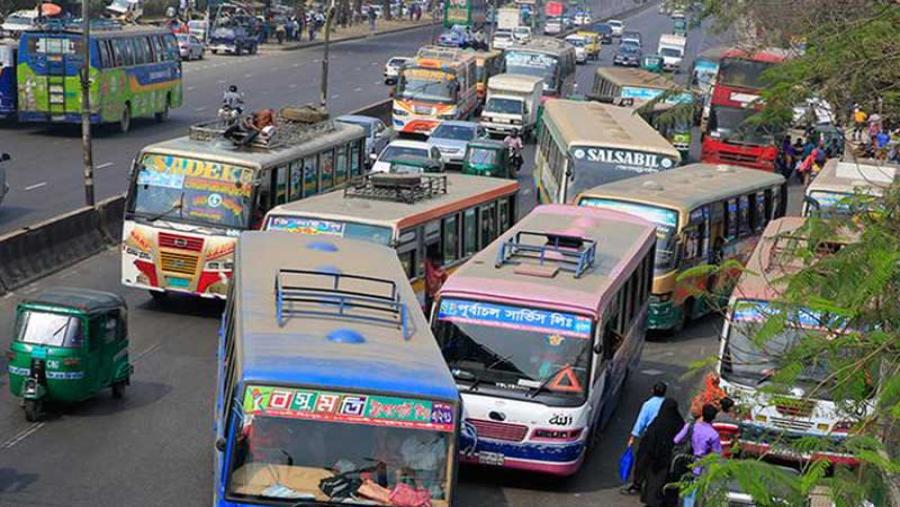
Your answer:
427,121 -> 488,166
594,22 -> 613,43
492,30 -> 514,50
176,34 -> 205,61
613,43 -> 642,66
335,115 -> 396,160
383,56 -> 410,85
371,140 -> 443,173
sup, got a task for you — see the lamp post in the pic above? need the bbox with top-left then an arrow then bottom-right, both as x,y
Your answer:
81,0 -> 95,206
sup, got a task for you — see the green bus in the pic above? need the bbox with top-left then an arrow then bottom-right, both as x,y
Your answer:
17,26 -> 183,132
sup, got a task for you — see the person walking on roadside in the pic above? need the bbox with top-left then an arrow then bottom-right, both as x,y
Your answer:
634,398 -> 684,507
620,381 -> 668,496
368,5 -> 377,32
673,403 -> 723,507
852,105 -> 867,142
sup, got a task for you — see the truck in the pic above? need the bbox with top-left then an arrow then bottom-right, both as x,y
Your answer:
479,74 -> 544,136
657,33 -> 686,72
444,0 -> 487,29
497,6 -> 521,30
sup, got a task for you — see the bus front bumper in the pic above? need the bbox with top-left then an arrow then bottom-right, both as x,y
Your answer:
647,298 -> 682,330
18,111 -> 102,124
459,438 -> 586,476
738,424 -> 859,466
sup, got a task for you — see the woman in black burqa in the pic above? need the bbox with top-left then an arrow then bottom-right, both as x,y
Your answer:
635,397 -> 684,507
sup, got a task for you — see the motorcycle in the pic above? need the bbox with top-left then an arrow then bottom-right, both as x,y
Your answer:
218,103 -> 242,124
508,147 -> 523,175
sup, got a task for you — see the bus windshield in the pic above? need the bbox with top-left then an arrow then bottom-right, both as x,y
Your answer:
229,387 -> 453,504
434,299 -> 593,406
578,198 -> 679,272
806,190 -> 877,218
718,58 -> 773,90
398,69 -> 457,103
266,216 -> 392,246
130,154 -> 254,229
708,105 -> 775,146
721,300 -> 849,401
504,51 -> 559,92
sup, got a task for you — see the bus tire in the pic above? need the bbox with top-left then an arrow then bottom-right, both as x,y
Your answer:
211,49 -> 218,55
155,96 -> 170,122
112,380 -> 126,399
119,103 -> 131,134
149,290 -> 167,303
673,298 -> 693,335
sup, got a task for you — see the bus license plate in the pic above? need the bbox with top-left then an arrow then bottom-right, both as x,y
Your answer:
478,452 -> 505,466
166,277 -> 190,288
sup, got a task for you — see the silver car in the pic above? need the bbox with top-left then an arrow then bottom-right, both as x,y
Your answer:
335,115 -> 396,159
427,120 -> 489,166
177,34 -> 205,61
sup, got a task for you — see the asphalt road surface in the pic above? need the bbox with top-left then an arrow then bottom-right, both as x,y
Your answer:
0,4 -> 764,507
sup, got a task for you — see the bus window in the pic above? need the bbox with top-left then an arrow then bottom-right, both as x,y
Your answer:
303,156 -> 318,197
97,40 -> 112,68
288,161 -> 303,201
752,191 -> 767,232
463,208 -> 478,256
350,141 -> 362,176
319,150 -> 334,191
738,195 -> 751,238
274,165 -> 288,205
335,145 -> 348,185
139,37 -> 153,65
724,198 -> 738,241
480,202 -> 496,248
150,36 -> 164,62
499,199 -> 510,233
442,215 -> 459,264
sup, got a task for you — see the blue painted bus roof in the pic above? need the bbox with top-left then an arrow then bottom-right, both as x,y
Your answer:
232,231 -> 458,402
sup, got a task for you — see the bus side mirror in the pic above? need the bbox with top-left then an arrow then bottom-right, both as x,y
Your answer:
803,195 -> 820,212
593,342 -> 602,355
215,437 -> 227,452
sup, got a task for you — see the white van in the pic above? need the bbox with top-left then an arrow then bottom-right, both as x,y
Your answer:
480,74 -> 543,136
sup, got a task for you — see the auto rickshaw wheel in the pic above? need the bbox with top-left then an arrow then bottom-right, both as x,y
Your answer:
112,381 -> 127,399
24,399 -> 43,422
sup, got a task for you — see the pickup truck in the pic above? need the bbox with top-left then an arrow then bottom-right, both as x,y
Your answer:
208,25 -> 259,56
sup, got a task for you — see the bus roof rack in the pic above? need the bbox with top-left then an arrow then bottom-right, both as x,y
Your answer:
495,231 -> 597,279
344,173 -> 448,204
189,114 -> 335,150
275,268 -> 409,337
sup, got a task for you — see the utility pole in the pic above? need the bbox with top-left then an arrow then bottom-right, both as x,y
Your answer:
81,0 -> 95,206
319,0 -> 336,107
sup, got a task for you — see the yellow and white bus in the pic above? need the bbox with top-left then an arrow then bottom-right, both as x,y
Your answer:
263,173 -> 519,302
802,158 -> 898,217
121,118 -> 366,300
534,99 -> 681,204
575,163 -> 786,332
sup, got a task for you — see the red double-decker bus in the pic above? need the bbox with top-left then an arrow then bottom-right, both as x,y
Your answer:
701,48 -> 789,172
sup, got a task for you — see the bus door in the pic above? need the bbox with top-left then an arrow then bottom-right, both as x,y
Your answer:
0,46 -> 15,116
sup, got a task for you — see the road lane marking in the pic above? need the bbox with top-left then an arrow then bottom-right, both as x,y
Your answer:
96,162 -> 113,170
194,106 -> 208,112
641,369 -> 665,376
134,342 -> 162,363
289,83 -> 298,88
332,94 -> 340,99
2,423 -> 45,449
24,182 -> 47,191
186,86 -> 196,91
354,87 -> 363,92
292,63 -> 301,67
217,79 -> 226,84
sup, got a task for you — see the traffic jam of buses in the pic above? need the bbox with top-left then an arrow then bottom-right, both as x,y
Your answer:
0,0 -> 897,505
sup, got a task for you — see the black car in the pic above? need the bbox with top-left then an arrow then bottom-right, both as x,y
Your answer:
208,24 -> 259,55
613,43 -> 642,66
594,22 -> 613,43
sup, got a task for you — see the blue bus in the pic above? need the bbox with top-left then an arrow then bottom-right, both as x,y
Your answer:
0,43 -> 15,119
214,232 -> 461,506
17,26 -> 182,132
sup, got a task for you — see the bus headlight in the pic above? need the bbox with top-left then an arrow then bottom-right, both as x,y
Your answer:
393,108 -> 409,117
653,292 -> 673,303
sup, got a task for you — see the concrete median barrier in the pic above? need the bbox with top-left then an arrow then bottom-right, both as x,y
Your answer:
97,195 -> 127,242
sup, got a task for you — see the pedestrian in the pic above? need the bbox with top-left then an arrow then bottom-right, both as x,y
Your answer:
275,20 -> 286,44
620,381 -> 668,496
673,403 -> 723,507
634,398 -> 684,507
368,5 -> 377,32
712,397 -> 739,458
852,105 -> 867,142
309,20 -> 316,41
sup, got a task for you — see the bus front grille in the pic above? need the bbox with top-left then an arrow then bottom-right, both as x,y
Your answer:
719,151 -> 759,164
160,252 -> 199,275
769,416 -> 814,432
467,419 -> 528,442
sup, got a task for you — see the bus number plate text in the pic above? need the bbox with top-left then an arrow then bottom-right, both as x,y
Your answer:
478,452 -> 505,466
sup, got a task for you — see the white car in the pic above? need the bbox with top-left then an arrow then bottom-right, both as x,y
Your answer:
564,35 -> 588,63
384,56 -> 410,85
544,17 -> 563,35
607,19 -> 624,37
492,29 -> 514,49
176,34 -> 205,61
513,26 -> 532,42
371,140 -> 443,173
574,12 -> 592,25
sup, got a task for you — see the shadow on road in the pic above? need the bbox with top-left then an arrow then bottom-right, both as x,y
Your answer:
0,467 -> 38,493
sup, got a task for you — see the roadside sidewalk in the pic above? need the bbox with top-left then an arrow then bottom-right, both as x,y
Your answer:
258,17 -> 438,53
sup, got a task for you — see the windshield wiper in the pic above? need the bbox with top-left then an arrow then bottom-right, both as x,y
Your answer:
146,192 -> 185,222
468,353 -> 515,392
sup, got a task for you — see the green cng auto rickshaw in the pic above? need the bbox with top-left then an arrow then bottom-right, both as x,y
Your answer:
641,55 -> 664,73
388,155 -> 444,174
7,288 -> 133,421
673,19 -> 688,37
462,139 -> 514,178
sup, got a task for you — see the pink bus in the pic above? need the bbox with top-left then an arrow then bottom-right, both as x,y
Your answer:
431,204 -> 656,475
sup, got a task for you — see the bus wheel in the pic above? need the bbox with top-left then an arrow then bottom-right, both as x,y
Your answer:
673,298 -> 693,335
112,380 -> 126,399
119,104 -> 131,134
155,97 -> 170,122
149,290 -> 167,303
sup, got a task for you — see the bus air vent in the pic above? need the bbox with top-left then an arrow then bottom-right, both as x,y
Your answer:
495,231 -> 596,279
275,268 -> 409,338
344,174 -> 448,204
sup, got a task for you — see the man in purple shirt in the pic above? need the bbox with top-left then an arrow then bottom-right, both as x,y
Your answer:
674,403 -> 722,507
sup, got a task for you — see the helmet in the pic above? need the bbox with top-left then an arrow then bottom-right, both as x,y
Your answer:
228,85 -> 238,93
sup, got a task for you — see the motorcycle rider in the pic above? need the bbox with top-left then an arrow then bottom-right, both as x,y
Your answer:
222,85 -> 244,114
503,129 -> 524,174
